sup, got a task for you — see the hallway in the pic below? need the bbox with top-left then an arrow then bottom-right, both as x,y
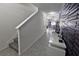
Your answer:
0,3 -> 79,56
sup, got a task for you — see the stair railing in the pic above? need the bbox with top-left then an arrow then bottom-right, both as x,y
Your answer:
15,5 -> 38,55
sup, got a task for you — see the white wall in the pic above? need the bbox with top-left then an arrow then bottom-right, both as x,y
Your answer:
19,9 -> 46,54
0,3 -> 36,51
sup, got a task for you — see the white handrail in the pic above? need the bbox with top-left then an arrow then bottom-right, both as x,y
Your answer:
16,7 -> 38,29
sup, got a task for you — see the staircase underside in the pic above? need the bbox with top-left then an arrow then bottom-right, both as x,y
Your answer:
9,37 -> 18,52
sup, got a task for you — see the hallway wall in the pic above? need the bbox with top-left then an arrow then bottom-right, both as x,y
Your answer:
19,9 -> 46,54
0,3 -> 36,51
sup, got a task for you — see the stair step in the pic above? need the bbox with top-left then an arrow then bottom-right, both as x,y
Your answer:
14,37 -> 18,43
9,42 -> 18,52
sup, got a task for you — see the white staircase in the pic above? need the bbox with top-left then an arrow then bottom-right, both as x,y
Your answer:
9,4 -> 43,55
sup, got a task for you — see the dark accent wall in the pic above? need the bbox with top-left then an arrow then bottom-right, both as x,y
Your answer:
60,3 -> 79,56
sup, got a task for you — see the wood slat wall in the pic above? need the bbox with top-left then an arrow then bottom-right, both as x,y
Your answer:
61,3 -> 79,56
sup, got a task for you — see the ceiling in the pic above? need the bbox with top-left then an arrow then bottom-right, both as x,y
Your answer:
33,3 -> 63,12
